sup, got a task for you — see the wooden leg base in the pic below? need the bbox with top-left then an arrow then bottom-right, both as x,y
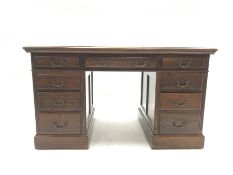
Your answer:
34,134 -> 89,149
151,134 -> 204,149
138,108 -> 205,149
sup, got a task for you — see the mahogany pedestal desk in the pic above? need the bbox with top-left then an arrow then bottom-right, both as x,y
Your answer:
23,46 -> 217,149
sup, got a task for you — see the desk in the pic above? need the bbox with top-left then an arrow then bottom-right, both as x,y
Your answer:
23,46 -> 217,149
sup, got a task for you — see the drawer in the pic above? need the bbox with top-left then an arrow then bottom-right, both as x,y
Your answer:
38,112 -> 81,134
159,93 -> 202,110
36,70 -> 81,90
159,111 -> 201,134
34,55 -> 80,68
160,72 -> 205,92
85,56 -> 158,69
162,55 -> 208,69
38,92 -> 81,111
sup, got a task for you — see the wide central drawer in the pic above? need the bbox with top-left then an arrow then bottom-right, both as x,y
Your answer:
38,92 -> 81,111
38,112 -> 81,134
159,93 -> 202,110
35,70 -> 81,90
85,56 -> 159,69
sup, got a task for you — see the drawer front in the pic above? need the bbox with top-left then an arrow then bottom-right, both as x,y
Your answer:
159,93 -> 202,110
159,111 -> 201,134
38,112 -> 81,134
34,56 -> 80,68
160,72 -> 205,92
36,70 -> 81,89
38,92 -> 81,111
85,57 -> 158,69
162,56 -> 207,69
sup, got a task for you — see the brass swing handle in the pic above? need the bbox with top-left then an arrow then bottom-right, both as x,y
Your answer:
176,80 -> 190,88
173,121 -> 184,128
52,80 -> 65,88
172,100 -> 186,106
95,60 -> 108,67
54,121 -> 68,128
51,59 -> 65,67
53,98 -> 65,107
178,59 -> 192,68
134,61 -> 146,68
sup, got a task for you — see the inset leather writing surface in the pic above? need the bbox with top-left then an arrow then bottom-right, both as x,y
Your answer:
24,46 -> 217,55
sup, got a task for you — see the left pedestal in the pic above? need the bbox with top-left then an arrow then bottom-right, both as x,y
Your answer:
30,54 -> 94,149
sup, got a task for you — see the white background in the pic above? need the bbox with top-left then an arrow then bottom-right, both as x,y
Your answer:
0,0 -> 233,174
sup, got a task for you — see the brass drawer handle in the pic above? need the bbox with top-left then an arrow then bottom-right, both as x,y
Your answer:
178,59 -> 192,68
135,61 -> 146,68
176,81 -> 190,88
54,121 -> 68,128
172,100 -> 186,106
53,98 -> 65,107
52,80 -> 65,88
173,121 -> 184,127
51,59 -> 64,67
95,60 -> 108,67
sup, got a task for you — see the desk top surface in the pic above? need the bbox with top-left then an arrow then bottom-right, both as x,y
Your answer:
23,46 -> 217,54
